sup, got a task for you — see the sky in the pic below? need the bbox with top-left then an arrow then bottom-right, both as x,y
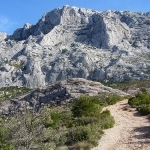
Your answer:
0,0 -> 149,34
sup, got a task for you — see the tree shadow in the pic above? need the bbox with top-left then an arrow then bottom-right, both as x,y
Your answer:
133,111 -> 142,117
133,126 -> 150,140
126,140 -> 150,145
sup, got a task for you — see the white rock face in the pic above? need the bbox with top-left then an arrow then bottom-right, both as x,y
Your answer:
0,32 -> 7,41
0,6 -> 150,88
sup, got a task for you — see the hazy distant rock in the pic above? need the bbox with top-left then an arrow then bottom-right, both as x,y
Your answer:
0,6 -> 150,88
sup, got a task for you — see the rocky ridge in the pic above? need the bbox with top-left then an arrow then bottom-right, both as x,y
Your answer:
0,6 -> 150,88
0,78 -> 127,115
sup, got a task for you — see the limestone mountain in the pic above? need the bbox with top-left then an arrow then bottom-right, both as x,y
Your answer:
0,5 -> 150,88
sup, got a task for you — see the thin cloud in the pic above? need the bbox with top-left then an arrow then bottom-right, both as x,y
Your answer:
0,16 -> 17,33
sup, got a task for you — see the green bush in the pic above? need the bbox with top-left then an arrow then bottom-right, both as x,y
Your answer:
73,117 -> 98,126
99,110 -> 115,129
71,96 -> 102,118
140,88 -> 147,93
67,126 -> 91,143
139,105 -> 150,116
105,95 -> 122,105
98,93 -> 125,106
128,91 -> 150,115
51,112 -> 62,129
128,92 -> 150,108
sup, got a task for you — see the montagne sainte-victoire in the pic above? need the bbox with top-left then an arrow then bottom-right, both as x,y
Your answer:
0,5 -> 150,88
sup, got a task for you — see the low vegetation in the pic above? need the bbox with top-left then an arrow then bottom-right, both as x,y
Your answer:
0,86 -> 31,102
8,61 -> 23,69
103,79 -> 150,91
0,96 -> 118,150
128,88 -> 150,115
98,93 -> 127,106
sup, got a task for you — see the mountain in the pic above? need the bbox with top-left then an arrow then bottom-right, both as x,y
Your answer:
0,5 -> 150,88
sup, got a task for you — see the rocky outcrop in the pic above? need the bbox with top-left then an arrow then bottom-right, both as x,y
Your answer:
0,6 -> 150,88
0,78 -> 127,115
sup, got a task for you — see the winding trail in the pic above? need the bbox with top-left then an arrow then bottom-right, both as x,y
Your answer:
92,99 -> 150,150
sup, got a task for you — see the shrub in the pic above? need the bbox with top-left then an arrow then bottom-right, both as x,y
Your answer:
105,94 -> 122,105
98,93 -> 124,106
128,92 -> 150,108
99,110 -> 115,129
51,112 -> 62,129
128,91 -> 150,115
139,105 -> 150,115
73,117 -> 98,126
140,88 -> 147,93
71,96 -> 102,118
61,114 -> 73,128
67,126 -> 91,143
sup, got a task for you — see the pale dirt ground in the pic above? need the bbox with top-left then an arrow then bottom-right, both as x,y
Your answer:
92,99 -> 150,150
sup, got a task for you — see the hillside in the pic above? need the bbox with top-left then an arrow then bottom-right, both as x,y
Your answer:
0,78 -> 127,115
0,6 -> 150,88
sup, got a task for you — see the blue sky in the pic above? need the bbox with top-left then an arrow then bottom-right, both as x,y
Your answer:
0,0 -> 149,34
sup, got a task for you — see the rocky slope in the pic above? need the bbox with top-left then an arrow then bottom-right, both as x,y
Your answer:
0,78 -> 127,115
0,6 -> 150,88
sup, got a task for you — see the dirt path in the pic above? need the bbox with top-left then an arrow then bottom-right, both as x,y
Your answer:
92,99 -> 150,150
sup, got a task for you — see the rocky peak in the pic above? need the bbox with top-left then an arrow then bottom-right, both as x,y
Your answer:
9,6 -> 95,41
8,6 -> 131,47
0,6 -> 150,88
0,32 -> 7,41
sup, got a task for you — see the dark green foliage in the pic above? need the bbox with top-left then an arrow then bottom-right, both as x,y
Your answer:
105,95 -> 122,105
51,112 -> 62,129
140,106 -> 150,115
99,110 -> 115,129
140,88 -> 147,93
128,91 -> 150,115
128,92 -> 150,108
71,96 -> 102,118
98,93 -> 124,106
67,126 -> 91,142
73,117 -> 98,126
66,124 -> 104,149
